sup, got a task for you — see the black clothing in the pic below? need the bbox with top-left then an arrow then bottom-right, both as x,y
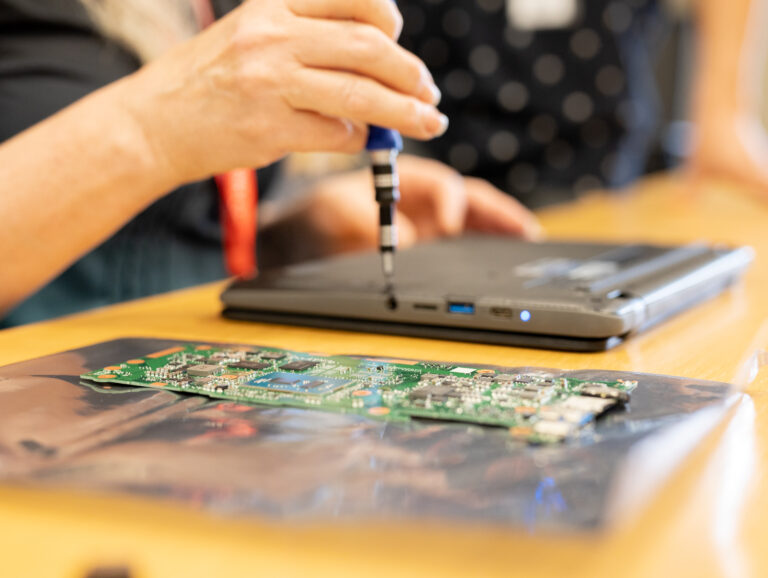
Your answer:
399,0 -> 667,207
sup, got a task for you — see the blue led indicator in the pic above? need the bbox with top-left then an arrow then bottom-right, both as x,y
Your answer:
520,310 -> 532,322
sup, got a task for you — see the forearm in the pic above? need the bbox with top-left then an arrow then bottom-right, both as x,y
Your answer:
0,0 -> 446,316
0,76 -> 179,314
692,0 -> 767,125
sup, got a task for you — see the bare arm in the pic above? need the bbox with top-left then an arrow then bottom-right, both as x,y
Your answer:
688,0 -> 768,190
0,0 -> 446,315
692,0 -> 766,123
0,80 -> 175,314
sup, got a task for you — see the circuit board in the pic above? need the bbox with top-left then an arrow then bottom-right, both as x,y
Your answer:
81,344 -> 638,443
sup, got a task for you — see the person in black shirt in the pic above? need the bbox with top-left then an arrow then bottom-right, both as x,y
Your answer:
0,0 -> 539,326
398,0 -> 768,208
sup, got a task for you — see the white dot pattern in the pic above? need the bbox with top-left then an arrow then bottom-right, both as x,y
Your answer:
443,69 -> 475,99
497,81 -> 529,112
469,44 -> 500,76
488,131 -> 520,162
504,27 -> 533,49
533,54 -> 564,85
596,65 -> 625,96
397,0 -> 655,204
562,92 -> 594,123
442,8 -> 471,38
570,29 -> 601,60
603,2 -> 633,34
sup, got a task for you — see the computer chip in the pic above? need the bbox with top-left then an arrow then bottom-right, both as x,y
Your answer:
408,384 -> 467,405
279,360 -> 319,371
245,372 -> 351,396
187,364 -> 221,377
228,361 -> 270,371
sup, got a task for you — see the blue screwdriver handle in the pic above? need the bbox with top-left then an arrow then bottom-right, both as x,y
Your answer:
366,125 -> 403,152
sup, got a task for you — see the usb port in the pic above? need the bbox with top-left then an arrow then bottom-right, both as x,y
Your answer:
447,302 -> 475,315
490,307 -> 514,318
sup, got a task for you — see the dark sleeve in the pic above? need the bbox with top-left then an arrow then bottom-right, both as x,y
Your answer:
0,0 -> 142,144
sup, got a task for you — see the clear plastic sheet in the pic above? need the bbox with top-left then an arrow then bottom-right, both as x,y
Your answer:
0,339 -> 738,532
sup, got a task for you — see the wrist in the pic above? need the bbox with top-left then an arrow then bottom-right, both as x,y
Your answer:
109,68 -> 191,193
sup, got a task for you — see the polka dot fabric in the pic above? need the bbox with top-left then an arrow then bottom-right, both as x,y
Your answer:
399,0 -> 665,208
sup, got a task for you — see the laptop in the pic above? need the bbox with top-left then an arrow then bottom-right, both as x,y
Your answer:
221,235 -> 753,351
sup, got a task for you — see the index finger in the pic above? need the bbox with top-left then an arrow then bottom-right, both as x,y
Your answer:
463,177 -> 544,240
286,0 -> 403,39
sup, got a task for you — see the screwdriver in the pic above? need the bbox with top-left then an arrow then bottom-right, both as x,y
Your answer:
367,126 -> 403,293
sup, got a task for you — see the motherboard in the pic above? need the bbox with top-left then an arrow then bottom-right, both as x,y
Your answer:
81,344 -> 637,443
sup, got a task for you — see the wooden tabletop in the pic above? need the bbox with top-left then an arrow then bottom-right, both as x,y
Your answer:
1,174 -> 766,578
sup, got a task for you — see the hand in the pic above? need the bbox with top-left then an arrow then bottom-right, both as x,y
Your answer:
258,155 -> 542,267
120,0 -> 446,186
687,114 -> 768,196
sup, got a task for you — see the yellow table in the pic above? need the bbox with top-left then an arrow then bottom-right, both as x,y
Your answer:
1,175 -> 766,578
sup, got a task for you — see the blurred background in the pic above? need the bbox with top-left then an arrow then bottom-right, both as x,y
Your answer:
289,0 -> 768,209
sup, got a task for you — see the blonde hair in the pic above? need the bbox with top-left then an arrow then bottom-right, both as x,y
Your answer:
79,0 -> 198,62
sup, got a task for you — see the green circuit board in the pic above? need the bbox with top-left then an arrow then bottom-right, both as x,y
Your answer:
81,344 -> 638,443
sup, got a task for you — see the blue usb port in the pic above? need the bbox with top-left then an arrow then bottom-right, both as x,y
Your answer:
447,302 -> 475,315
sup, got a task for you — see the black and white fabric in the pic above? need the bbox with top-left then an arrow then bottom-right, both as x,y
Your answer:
399,0 -> 668,207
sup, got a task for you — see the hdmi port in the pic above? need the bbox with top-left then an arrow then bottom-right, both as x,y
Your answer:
490,307 -> 514,318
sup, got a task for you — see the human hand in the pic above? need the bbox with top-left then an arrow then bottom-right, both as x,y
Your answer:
687,114 -> 768,196
258,155 -> 542,267
120,0 -> 445,186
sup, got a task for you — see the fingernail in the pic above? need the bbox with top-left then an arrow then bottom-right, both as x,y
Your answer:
418,82 -> 441,106
435,113 -> 449,136
429,83 -> 442,106
417,64 -> 441,105
421,106 -> 450,138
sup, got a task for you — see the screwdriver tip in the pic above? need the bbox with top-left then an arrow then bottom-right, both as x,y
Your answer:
381,251 -> 394,279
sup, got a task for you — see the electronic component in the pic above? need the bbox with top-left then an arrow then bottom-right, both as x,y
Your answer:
245,373 -> 351,396
451,367 -> 476,375
260,352 -> 286,360
187,364 -> 221,377
279,360 -> 319,371
81,344 -> 639,444
228,361 -> 270,371
580,384 -> 630,403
